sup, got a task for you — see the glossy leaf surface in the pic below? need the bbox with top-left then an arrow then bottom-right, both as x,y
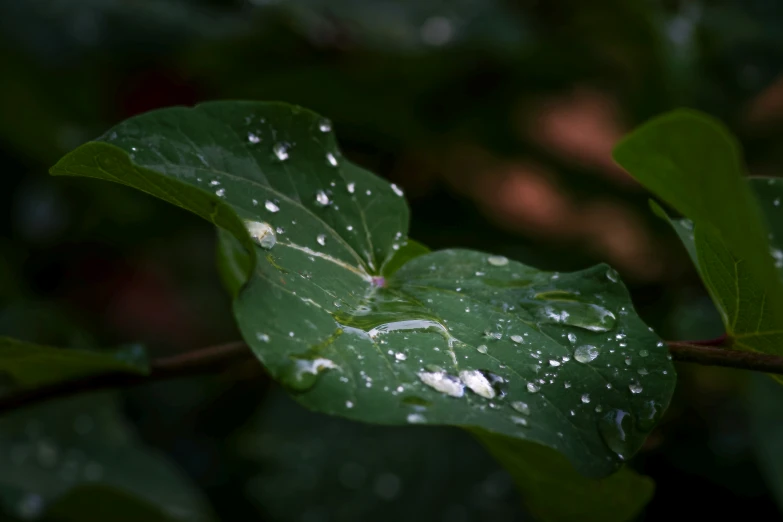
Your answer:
52,101 -> 676,477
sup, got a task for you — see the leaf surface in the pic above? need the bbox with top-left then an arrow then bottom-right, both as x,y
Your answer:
52,101 -> 676,478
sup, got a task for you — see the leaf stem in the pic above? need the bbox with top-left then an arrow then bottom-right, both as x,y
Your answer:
1,336 -> 783,415
667,341 -> 783,374
0,341 -> 257,416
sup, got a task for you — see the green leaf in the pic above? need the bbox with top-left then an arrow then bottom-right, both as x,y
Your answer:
614,110 -> 783,356
473,430 -> 654,522
51,101 -> 676,479
0,394 -> 213,521
0,337 -> 148,390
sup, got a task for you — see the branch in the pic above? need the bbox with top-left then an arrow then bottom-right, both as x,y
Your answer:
667,341 -> 783,374
0,341 -> 256,416
2,336 -> 783,416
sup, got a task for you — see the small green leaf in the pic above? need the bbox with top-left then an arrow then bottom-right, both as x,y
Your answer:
473,430 -> 654,522
0,394 -> 213,521
0,337 -> 148,389
52,101 -> 675,478
614,110 -> 783,356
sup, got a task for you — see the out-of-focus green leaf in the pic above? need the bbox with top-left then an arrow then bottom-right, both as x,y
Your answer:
0,337 -> 147,390
51,102 -> 675,485
614,110 -> 783,357
0,394 -> 213,521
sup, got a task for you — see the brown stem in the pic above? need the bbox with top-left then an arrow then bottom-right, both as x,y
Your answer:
667,341 -> 783,374
2,336 -> 783,416
0,341 -> 256,416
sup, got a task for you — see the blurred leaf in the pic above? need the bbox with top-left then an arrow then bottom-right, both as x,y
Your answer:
0,394 -> 213,521
749,374 -> 783,513
51,101 -> 675,483
614,110 -> 783,356
473,430 -> 654,522
0,337 -> 147,390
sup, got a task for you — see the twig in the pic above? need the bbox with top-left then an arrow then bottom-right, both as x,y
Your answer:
0,341 -> 256,416
668,341 -> 783,374
2,336 -> 783,416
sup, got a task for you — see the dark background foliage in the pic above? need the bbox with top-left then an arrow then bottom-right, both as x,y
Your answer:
2,0 -> 783,520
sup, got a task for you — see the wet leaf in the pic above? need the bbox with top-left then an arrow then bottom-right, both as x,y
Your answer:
51,101 -> 676,479
0,337 -> 148,390
614,110 -> 783,356
0,394 -> 213,521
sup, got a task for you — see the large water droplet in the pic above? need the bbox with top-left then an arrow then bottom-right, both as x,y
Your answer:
245,220 -> 276,249
581,393 -> 591,404
487,255 -> 508,266
315,190 -> 331,207
273,142 -> 289,161
573,345 -> 600,363
510,335 -> 524,344
638,400 -> 661,430
536,303 -> 617,332
511,401 -> 530,415
280,357 -> 338,391
459,369 -> 506,399
347,182 -> 356,194
317,234 -> 327,246
264,200 -> 280,213
598,409 -> 634,461
526,382 -> 540,393
606,267 -> 620,283
417,371 -> 464,398
477,344 -> 488,354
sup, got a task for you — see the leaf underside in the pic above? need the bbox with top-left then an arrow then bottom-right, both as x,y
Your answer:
51,101 -> 676,483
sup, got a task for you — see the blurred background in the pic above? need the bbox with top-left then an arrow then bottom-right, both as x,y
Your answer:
3,0 -> 783,520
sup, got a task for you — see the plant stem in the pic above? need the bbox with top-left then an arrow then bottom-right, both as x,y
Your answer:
0,341 -> 256,416
1,337 -> 783,415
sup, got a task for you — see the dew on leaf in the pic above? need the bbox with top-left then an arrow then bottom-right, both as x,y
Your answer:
280,357 -> 338,392
567,333 -> 577,344
347,182 -> 356,194
548,359 -> 561,367
245,220 -> 276,249
407,413 -> 426,424
536,303 -> 617,332
315,190 -> 331,207
326,152 -> 338,167
317,234 -> 327,246
273,142 -> 289,161
581,393 -> 591,404
459,370 -> 496,399
606,267 -> 620,283
526,382 -> 540,393
573,345 -> 600,363
215,188 -> 226,197
510,335 -> 524,344
417,371 -> 464,398
511,416 -> 528,427
487,255 -> 508,266
247,132 -> 260,144
264,200 -> 280,213
390,183 -> 404,197
598,409 -> 633,461
476,344 -> 488,354
510,401 -> 530,415
629,382 -> 643,394
639,349 -> 649,357
318,118 -> 332,132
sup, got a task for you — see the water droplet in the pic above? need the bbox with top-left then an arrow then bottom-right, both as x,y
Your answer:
346,400 -> 354,409
256,332 -> 270,342
417,371 -> 464,398
526,382 -> 540,393
511,401 -> 530,415
209,180 -> 221,186
245,220 -> 276,249
629,382 -> 643,394
606,267 -> 620,283
536,302 -> 617,332
264,200 -> 280,213
273,142 -> 289,161
574,345 -> 600,363
564,381 -> 571,388
215,188 -> 226,197
477,344 -> 488,354
394,352 -> 407,361
638,400 -> 661,430
548,359 -> 561,367
390,183 -> 404,197
567,333 -> 577,344
581,393 -> 591,404
317,233 -> 327,246
459,370 -> 496,399
487,255 -> 508,266
347,182 -> 356,194
624,356 -> 632,366
598,409 -> 633,460
407,413 -> 426,424
775,197 -> 781,207
637,367 -> 649,376
315,190 -> 331,207
280,356 -> 338,391
248,132 -> 260,144
318,119 -> 332,132
511,416 -> 528,427
510,335 -> 524,344
639,349 -> 649,357
326,152 -> 338,167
